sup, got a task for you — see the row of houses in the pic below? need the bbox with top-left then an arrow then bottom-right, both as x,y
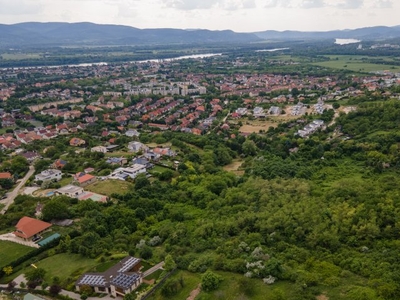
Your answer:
297,119 -> 325,138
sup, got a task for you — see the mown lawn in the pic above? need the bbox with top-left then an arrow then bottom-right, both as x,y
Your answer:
85,179 -> 133,196
0,241 -> 33,267
30,253 -> 98,285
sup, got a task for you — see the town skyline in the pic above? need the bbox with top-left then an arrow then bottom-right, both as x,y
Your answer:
0,0 -> 398,32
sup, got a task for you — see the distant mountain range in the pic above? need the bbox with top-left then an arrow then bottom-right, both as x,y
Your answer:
0,22 -> 260,47
254,26 -> 400,41
1,22 -> 400,47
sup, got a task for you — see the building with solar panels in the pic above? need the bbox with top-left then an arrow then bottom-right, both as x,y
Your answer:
75,256 -> 143,297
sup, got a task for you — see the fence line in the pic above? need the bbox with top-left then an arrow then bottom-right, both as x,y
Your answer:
141,268 -> 177,300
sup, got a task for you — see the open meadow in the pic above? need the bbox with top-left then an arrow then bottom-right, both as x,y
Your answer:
312,55 -> 400,72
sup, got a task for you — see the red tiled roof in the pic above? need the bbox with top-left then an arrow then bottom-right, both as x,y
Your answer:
14,216 -> 51,239
0,172 -> 12,179
78,174 -> 95,184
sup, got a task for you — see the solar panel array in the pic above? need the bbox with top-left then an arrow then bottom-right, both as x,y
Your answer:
78,275 -> 107,287
111,273 -> 140,289
118,257 -> 140,273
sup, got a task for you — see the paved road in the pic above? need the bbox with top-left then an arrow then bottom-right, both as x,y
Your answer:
1,165 -> 35,214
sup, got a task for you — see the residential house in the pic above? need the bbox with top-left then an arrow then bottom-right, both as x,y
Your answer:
106,157 -> 128,166
91,146 -> 108,153
35,169 -> 62,182
125,129 -> 140,138
235,108 -> 248,116
132,157 -> 154,169
144,151 -> 161,161
77,174 -> 97,187
0,172 -> 12,180
109,165 -> 146,181
153,147 -> 176,157
53,159 -> 68,169
22,151 -> 41,162
253,107 -> 266,118
70,137 -> 86,147
55,185 -> 84,198
76,256 -> 143,297
14,216 -> 52,241
127,141 -> 149,153
268,106 -> 281,115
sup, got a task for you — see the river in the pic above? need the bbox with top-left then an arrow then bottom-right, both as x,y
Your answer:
335,38 -> 361,45
1,53 -> 223,70
255,48 -> 290,52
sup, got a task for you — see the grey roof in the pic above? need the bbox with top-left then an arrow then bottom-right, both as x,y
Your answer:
77,274 -> 107,287
76,256 -> 142,290
118,257 -> 140,272
111,273 -> 140,289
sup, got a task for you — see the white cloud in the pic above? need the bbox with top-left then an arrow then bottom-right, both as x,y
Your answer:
373,0 -> 392,8
299,0 -> 325,9
334,0 -> 364,9
0,0 -> 44,15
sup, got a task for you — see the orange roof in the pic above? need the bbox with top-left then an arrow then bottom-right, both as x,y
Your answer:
78,174 -> 95,184
0,172 -> 12,179
14,216 -> 51,239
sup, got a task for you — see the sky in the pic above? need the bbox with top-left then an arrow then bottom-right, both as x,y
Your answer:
0,0 -> 398,32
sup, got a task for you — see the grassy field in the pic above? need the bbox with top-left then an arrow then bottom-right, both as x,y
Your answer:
22,253 -> 98,285
85,179 -> 132,196
105,151 -> 132,158
1,53 -> 42,60
312,55 -> 400,72
223,159 -> 245,176
0,241 -> 33,267
58,176 -> 73,186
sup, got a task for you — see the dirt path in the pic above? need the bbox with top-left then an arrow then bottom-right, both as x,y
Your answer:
186,284 -> 201,300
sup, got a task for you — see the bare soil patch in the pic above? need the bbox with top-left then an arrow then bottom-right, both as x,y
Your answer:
187,284 -> 201,300
316,294 -> 329,300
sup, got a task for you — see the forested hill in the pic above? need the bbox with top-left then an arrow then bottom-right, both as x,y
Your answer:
3,101 -> 400,299
1,22 -> 400,47
255,25 -> 400,40
0,22 -> 260,47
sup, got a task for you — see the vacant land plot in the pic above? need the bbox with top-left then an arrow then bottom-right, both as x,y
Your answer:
237,112 -> 300,133
0,241 -> 32,267
312,55 -> 400,72
105,151 -> 132,158
85,179 -> 132,196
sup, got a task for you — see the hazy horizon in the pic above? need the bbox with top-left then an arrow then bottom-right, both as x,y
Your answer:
0,0 -> 398,33
1,21 -> 399,34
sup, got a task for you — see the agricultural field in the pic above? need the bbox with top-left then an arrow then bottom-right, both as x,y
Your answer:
1,53 -> 42,60
312,55 -> 400,72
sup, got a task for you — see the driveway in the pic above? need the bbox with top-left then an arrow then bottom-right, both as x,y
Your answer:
1,166 -> 35,215
0,233 -> 39,248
